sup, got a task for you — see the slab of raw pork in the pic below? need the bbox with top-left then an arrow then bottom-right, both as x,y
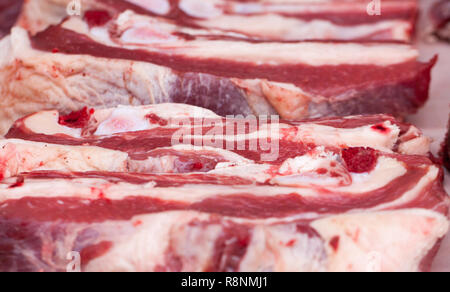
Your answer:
0,104 -> 448,272
0,0 -> 23,38
18,0 -> 418,42
0,10 -> 436,134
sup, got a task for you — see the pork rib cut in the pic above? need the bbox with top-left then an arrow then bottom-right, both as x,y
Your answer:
0,104 -> 448,272
0,10 -> 436,134
17,0 -> 418,42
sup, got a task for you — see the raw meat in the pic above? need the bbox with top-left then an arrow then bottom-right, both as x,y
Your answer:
0,0 -> 23,38
18,0 -> 418,42
430,0 -> 450,41
2,104 -> 434,176
0,11 -> 436,134
0,104 -> 448,272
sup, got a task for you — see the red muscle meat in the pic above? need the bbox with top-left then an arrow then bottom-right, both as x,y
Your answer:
0,8 -> 436,134
0,104 -> 448,272
58,107 -> 95,129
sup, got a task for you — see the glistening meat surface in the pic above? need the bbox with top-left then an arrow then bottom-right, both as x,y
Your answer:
0,10 -> 436,134
0,104 -> 448,272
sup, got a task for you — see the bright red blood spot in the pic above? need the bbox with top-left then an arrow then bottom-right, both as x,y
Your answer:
97,191 -> 105,200
52,48 -> 59,53
330,171 -> 340,178
133,220 -> 143,227
80,241 -> 113,266
316,168 -> 328,175
192,162 -> 204,170
146,113 -> 168,126
83,10 -> 111,27
286,239 -> 297,247
238,236 -> 250,247
342,147 -> 378,173
58,107 -> 94,129
9,177 -> 24,189
329,236 -> 340,252
371,124 -> 390,134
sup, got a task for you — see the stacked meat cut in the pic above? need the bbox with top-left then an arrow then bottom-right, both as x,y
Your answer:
0,0 -> 448,272
0,4 -> 436,134
0,104 -> 448,272
18,0 -> 419,41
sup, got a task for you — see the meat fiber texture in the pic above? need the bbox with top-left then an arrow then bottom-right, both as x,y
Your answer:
0,9 -> 436,135
17,0 -> 418,42
0,104 -> 448,272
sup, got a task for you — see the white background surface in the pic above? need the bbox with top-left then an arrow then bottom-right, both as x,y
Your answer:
414,0 -> 449,272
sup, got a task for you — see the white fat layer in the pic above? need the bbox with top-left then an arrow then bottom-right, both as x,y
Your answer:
278,149 -> 338,174
0,35 -> 13,67
167,119 -> 398,153
210,164 -> 272,183
86,210 -> 321,272
22,105 -> 406,155
272,147 -> 351,187
69,11 -> 418,67
22,104 -> 218,137
129,145 -> 253,173
312,209 -> 449,272
45,208 -> 445,272
180,0 -> 415,22
368,165 -> 440,212
85,212 -> 214,272
126,0 -> 171,15
196,15 -> 410,41
239,224 -> 328,272
94,104 -> 219,136
291,121 -> 401,153
398,137 -> 431,156
23,111 -> 83,137
124,39 -> 417,67
0,156 -> 419,211
335,156 -> 406,193
0,139 -> 128,178
398,126 -> 431,156
170,145 -> 252,163
179,0 -> 223,19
